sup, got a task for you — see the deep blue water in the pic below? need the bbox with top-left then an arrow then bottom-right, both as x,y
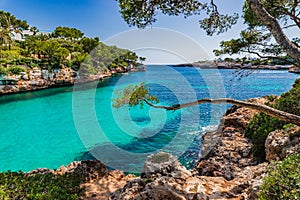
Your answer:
0,66 -> 298,173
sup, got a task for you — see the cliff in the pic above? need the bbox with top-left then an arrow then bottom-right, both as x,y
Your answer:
0,66 -> 131,95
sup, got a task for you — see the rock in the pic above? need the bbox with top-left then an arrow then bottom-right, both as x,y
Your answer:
83,170 -> 136,200
265,126 -> 300,161
21,74 -> 29,80
196,99 -> 263,182
28,168 -> 52,175
289,66 -> 300,74
141,152 -> 192,180
2,85 -> 19,93
55,160 -> 108,182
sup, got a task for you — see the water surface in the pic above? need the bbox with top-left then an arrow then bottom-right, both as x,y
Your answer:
0,66 -> 298,172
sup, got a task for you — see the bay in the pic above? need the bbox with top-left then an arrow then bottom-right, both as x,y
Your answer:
0,66 -> 298,173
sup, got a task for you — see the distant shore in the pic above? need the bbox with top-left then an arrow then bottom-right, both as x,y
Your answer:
173,62 -> 298,72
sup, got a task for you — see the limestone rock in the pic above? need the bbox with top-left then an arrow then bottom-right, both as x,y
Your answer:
141,152 -> 192,180
55,160 -> 108,182
265,126 -> 300,161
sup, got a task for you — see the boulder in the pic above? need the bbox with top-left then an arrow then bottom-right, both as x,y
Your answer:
265,126 -> 300,161
141,152 -> 191,179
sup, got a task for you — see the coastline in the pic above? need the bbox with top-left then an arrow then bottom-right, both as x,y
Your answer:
23,97 -> 299,199
1,96 -> 298,199
173,62 -> 295,71
0,65 -> 145,96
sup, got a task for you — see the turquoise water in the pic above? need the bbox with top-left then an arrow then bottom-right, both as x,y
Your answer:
0,66 -> 298,173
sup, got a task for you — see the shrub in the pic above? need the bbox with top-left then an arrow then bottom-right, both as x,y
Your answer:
0,171 -> 85,199
0,66 -> 7,75
246,78 -> 300,162
0,49 -> 21,60
8,65 -> 25,75
259,154 -> 300,200
246,114 -> 284,162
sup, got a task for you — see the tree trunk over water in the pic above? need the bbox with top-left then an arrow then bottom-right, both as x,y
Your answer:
144,98 -> 300,126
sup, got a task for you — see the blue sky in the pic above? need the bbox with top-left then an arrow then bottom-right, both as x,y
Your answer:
1,0 -> 247,63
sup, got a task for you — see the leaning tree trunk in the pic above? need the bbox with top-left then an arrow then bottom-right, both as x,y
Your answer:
247,0 -> 300,66
144,98 -> 300,126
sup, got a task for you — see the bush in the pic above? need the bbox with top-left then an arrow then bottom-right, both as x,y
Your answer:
0,172 -> 85,199
246,114 -> 285,162
0,49 -> 21,60
259,154 -> 300,200
0,66 -> 7,75
246,78 -> 300,162
8,65 -> 25,75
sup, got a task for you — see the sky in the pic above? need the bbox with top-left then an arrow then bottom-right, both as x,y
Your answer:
0,0 -> 247,64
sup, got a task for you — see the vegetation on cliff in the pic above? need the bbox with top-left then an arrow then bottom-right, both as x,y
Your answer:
259,153 -> 300,200
0,171 -> 84,199
0,10 -> 143,78
246,78 -> 300,161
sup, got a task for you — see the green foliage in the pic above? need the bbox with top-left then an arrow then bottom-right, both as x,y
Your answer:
246,78 -> 300,162
243,0 -> 291,28
117,0 -> 201,28
80,37 -> 100,53
0,171 -> 84,199
259,153 -> 300,200
8,65 -> 25,75
0,10 -> 140,74
0,65 -> 7,75
199,13 -> 238,36
117,0 -> 238,35
53,26 -> 84,40
113,82 -> 159,109
212,0 -> 300,66
246,113 -> 285,162
213,29 -> 292,65
0,49 -> 22,59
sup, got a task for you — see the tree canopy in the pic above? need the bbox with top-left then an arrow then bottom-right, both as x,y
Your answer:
117,0 -> 300,67
52,26 -> 84,40
0,10 -> 141,75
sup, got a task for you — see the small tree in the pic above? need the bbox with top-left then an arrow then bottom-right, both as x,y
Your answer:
53,26 -> 84,40
113,81 -> 300,126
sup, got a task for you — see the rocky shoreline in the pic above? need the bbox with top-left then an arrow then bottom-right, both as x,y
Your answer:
0,65 -> 146,95
174,62 -> 294,71
28,97 -> 300,199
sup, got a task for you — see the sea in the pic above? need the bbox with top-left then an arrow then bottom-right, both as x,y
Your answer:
0,65 -> 298,173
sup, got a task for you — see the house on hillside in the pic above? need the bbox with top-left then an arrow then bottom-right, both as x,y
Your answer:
13,29 -> 51,41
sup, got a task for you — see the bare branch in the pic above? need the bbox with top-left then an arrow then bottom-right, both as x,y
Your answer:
144,98 -> 300,126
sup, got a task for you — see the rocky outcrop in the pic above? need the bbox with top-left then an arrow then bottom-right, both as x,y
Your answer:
110,98 -> 271,200
265,126 -> 300,161
0,65 -> 133,95
110,152 -> 268,200
289,66 -> 300,74
0,67 -> 76,94
197,98 -> 268,181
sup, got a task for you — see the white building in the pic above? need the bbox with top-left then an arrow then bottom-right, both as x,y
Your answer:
13,29 -> 51,41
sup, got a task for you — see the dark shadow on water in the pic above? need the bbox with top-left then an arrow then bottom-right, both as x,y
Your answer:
75,114 -> 205,172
